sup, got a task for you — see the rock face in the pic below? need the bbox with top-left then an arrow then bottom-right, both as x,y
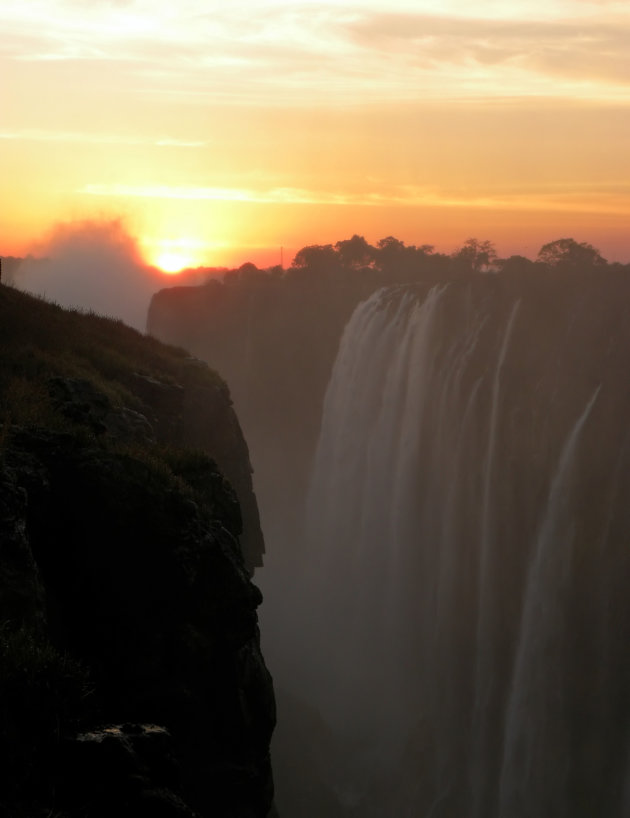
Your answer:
0,285 -> 275,818
57,724 -> 198,818
126,366 -> 265,572
147,277 -> 366,551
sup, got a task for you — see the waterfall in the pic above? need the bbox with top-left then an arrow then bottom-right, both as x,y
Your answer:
287,279 -> 629,816
498,386 -> 600,817
301,286 -> 448,752
470,299 -> 521,817
300,284 -> 494,803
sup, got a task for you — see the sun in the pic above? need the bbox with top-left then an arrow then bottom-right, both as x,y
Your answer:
144,236 -> 206,274
155,251 -> 194,274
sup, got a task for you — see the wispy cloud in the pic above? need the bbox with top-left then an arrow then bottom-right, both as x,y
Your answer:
4,1 -> 630,104
80,183 -> 355,204
346,12 -> 630,93
78,180 -> 630,215
0,129 -> 207,147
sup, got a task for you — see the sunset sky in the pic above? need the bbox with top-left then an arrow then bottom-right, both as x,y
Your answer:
3,0 -> 630,270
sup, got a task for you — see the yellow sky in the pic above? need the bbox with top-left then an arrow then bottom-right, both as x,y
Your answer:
3,0 -> 630,268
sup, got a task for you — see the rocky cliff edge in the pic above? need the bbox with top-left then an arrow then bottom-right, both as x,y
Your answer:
0,284 -> 274,817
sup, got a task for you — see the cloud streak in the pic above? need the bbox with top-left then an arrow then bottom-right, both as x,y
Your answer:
80,183 -> 356,204
3,1 -> 630,104
0,129 -> 207,147
78,180 -> 630,215
347,12 -> 630,89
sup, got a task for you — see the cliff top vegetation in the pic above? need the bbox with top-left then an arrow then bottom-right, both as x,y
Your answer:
201,234 -> 626,286
0,283 -> 222,439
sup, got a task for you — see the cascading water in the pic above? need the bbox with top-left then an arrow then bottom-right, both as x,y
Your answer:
498,385 -> 600,817
301,287 -> 448,750
284,279 -> 630,817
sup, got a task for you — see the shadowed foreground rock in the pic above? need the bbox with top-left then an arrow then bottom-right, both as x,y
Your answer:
57,724 -> 197,818
0,285 -> 275,818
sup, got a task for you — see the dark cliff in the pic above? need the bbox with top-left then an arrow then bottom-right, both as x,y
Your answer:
147,274 -> 369,549
0,284 -> 274,817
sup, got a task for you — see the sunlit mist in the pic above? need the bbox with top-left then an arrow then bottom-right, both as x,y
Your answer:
16,220 -> 177,331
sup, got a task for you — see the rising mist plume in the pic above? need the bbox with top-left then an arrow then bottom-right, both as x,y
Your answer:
17,219 -> 164,332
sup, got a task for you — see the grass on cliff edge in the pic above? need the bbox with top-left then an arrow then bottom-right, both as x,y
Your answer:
0,283 -> 222,435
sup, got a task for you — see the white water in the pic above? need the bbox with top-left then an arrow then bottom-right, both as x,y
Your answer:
282,283 -> 622,816
301,286 -> 448,753
470,300 -> 521,816
299,285 -> 499,797
498,386 -> 600,817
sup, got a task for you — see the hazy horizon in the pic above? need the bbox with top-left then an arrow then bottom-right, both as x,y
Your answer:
3,0 -> 630,270
6,219 -> 628,333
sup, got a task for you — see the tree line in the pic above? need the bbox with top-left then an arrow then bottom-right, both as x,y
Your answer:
219,235 -> 624,287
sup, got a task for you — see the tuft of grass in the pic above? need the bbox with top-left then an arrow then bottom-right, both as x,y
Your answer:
0,623 -> 93,724
0,623 -> 93,762
110,440 -> 192,497
0,284 -> 222,441
0,624 -> 93,814
1,376 -> 57,430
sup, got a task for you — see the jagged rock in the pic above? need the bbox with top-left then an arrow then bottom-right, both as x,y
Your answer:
47,375 -> 111,433
110,406 -> 155,442
48,376 -> 155,442
0,285 -> 274,817
45,372 -> 263,568
125,367 -> 265,572
1,426 -> 274,817
128,371 -> 185,416
177,372 -> 264,572
0,288 -> 275,818
0,462 -> 47,629
57,724 -> 197,817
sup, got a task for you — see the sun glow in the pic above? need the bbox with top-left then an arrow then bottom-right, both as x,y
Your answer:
155,251 -> 194,274
145,237 -> 206,274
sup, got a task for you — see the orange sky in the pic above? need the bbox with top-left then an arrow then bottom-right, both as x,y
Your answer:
3,0 -> 630,269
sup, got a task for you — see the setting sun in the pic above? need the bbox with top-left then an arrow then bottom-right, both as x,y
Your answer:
155,251 -> 193,274
145,236 -> 207,274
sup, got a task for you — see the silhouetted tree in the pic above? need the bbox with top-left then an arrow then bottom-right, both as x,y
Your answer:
374,237 -> 436,279
231,261 -> 261,280
375,237 -> 407,273
608,261 -> 630,274
291,244 -> 340,274
537,238 -> 607,270
496,255 -> 536,274
452,238 -> 497,273
334,235 -> 375,270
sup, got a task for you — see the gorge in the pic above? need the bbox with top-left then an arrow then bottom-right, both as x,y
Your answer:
149,260 -> 630,816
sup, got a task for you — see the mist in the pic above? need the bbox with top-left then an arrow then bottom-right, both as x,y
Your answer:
15,219 -> 207,332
